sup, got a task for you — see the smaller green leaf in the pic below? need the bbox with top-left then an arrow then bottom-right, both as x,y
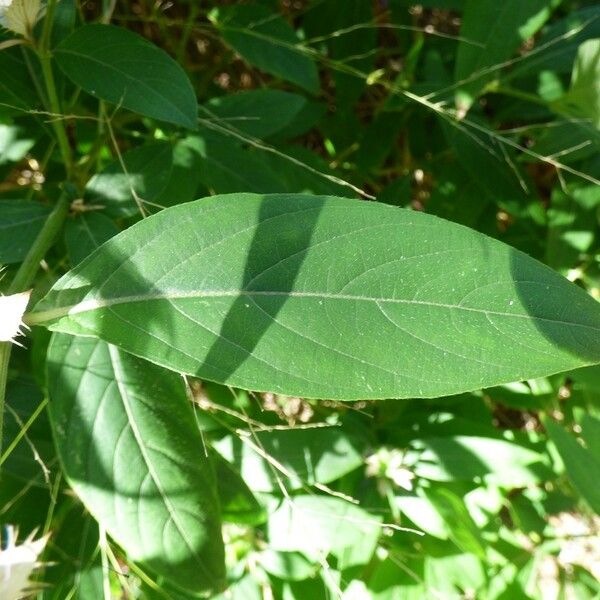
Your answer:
187,131 -> 283,194
555,39 -> 600,129
0,43 -> 40,114
424,487 -> 487,559
544,417 -> 600,513
214,426 -> 365,492
215,4 -> 319,94
85,142 -> 174,217
55,24 -> 198,129
41,501 -> 103,600
409,436 -> 551,486
213,453 -> 266,524
257,550 -> 316,581
0,200 -> 51,264
454,0 -> 559,111
0,124 -> 36,165
394,493 -> 449,539
268,495 -> 381,568
580,414 -> 600,463
202,90 -> 306,138
64,212 -> 119,266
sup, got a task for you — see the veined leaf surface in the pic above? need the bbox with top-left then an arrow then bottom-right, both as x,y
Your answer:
46,333 -> 225,592
31,193 -> 600,400
54,25 -> 198,129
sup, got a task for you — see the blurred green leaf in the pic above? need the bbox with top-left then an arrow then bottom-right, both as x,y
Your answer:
544,417 -> 600,513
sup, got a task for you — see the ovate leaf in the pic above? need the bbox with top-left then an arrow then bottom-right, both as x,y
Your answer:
46,333 -> 225,593
64,212 -> 119,266
31,193 -> 600,401
54,25 -> 197,129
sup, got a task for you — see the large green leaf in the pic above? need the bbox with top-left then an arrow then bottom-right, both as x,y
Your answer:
0,200 -> 52,264
454,0 -> 559,111
46,333 -> 225,593
54,24 -> 197,129
30,193 -> 600,400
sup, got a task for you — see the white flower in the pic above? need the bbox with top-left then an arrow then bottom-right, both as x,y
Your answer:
0,290 -> 31,345
0,527 -> 48,600
365,447 -> 416,491
0,0 -> 43,38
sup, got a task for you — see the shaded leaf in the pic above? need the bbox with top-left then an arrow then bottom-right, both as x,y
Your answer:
85,141 -> 174,218
202,90 -> 306,138
64,212 -> 119,266
0,200 -> 52,264
216,4 -> 319,94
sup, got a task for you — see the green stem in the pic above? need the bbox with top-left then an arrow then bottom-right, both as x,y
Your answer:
36,0 -> 75,180
0,190 -> 70,458
0,346 -> 10,459
8,191 -> 70,295
0,0 -> 78,464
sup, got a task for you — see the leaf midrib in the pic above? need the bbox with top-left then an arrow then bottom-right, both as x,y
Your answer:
28,288 -> 600,333
107,344 -> 211,579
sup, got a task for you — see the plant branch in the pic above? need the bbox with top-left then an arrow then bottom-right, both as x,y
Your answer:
36,0 -> 75,180
0,188 -> 70,460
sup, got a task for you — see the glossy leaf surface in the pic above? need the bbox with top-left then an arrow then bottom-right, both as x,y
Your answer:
32,193 -> 600,400
54,25 -> 197,129
46,333 -> 225,593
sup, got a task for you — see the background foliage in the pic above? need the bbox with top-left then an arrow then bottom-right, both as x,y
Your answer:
1,0 -> 600,598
